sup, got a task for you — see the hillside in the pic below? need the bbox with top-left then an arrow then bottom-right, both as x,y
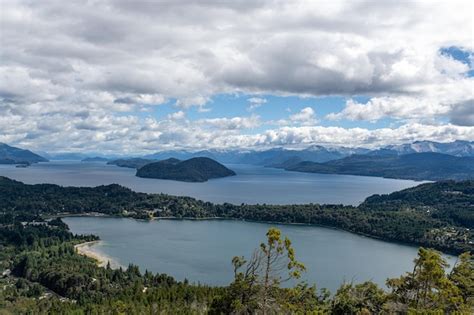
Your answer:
136,157 -> 236,182
360,180 -> 474,228
286,152 -> 474,181
107,158 -> 156,169
0,143 -> 48,164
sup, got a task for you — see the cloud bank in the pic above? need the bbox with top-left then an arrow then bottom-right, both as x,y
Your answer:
0,0 -> 473,153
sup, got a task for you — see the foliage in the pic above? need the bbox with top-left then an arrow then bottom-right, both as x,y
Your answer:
386,248 -> 469,313
136,157 -> 236,182
286,152 -> 474,181
1,219 -> 472,314
1,176 -> 472,254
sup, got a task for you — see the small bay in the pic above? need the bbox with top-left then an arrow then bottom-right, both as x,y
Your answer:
64,217 -> 456,292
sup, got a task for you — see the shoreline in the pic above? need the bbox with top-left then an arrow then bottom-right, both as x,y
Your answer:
74,241 -> 121,269
63,214 -> 461,256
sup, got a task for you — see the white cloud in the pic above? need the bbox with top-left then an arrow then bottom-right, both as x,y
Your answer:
327,75 -> 474,124
199,115 -> 261,131
0,0 -> 473,152
167,111 -> 186,120
289,107 -> 317,126
247,97 -> 267,111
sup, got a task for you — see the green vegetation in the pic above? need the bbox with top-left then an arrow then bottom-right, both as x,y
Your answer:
285,152 -> 474,181
1,217 -> 472,313
1,176 -> 472,254
136,157 -> 236,182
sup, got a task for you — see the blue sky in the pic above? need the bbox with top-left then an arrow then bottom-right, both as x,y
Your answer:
0,1 -> 472,154
147,94 -> 390,132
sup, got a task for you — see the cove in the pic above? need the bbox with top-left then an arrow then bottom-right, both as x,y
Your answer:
63,217 -> 456,292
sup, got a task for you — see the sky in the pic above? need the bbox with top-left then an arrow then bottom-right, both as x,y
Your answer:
0,0 -> 473,154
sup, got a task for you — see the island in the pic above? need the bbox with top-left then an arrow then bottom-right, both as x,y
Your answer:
135,157 -> 236,182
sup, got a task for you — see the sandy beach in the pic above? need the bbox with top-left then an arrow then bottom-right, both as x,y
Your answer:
74,241 -> 121,269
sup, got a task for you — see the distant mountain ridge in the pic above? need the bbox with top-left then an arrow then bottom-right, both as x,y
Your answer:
0,143 -> 48,164
143,145 -> 370,166
107,158 -> 156,169
7,140 -> 472,168
286,152 -> 474,181
142,140 -> 473,166
136,157 -> 236,182
81,157 -> 108,162
379,140 -> 474,157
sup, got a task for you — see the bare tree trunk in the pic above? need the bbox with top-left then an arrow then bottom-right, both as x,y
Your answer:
262,248 -> 272,315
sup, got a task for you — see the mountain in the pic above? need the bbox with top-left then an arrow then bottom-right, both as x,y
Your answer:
136,157 -> 236,182
81,157 -> 108,162
107,158 -> 157,169
285,152 -> 474,181
144,146 -> 370,166
0,143 -> 48,164
43,152 -> 89,160
381,140 -> 474,157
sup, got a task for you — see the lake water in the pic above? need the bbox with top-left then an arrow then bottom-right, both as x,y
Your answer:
64,217 -> 456,292
0,161 -> 422,205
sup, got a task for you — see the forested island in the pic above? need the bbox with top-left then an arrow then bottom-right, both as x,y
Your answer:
135,157 -> 236,182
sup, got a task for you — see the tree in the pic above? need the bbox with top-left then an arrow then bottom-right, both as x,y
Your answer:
223,228 -> 307,314
331,281 -> 386,315
386,247 -> 466,313
449,252 -> 474,305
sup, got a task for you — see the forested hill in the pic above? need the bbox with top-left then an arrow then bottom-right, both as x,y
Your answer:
136,157 -> 236,182
360,181 -> 474,228
0,176 -> 472,254
285,152 -> 474,181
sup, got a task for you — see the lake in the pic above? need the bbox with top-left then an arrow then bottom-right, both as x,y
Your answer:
0,161 -> 422,205
64,217 -> 456,292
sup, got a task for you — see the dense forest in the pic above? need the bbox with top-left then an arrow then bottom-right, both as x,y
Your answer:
285,152 -> 474,181
136,157 -> 236,182
1,216 -> 472,313
0,176 -> 472,254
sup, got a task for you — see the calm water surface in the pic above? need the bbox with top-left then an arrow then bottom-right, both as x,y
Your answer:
64,217 -> 455,292
0,161 -> 422,205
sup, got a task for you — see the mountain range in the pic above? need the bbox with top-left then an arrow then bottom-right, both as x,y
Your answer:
1,140 -> 473,181
142,140 -> 473,166
370,140 -> 474,157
